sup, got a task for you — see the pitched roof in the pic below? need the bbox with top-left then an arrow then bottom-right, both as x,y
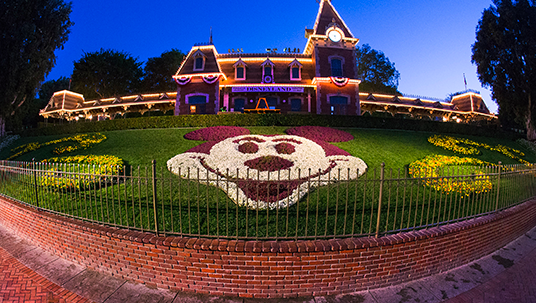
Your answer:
175,45 -> 222,76
313,0 -> 354,38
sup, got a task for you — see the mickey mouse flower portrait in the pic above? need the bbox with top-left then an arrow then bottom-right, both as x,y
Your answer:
167,126 -> 367,209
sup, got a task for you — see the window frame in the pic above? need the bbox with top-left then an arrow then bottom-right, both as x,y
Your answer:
192,50 -> 206,72
328,55 -> 345,77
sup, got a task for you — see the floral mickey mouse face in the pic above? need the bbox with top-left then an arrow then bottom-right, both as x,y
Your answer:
167,126 -> 367,209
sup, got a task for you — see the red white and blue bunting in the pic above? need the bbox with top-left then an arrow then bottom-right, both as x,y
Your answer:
175,77 -> 191,86
330,77 -> 349,87
203,75 -> 221,84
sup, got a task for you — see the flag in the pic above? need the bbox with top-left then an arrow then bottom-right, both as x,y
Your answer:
463,73 -> 467,89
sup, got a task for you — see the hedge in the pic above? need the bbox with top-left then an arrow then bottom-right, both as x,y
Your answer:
25,114 -> 520,140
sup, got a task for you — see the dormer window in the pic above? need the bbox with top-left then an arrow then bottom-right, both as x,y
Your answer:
261,59 -> 275,83
233,59 -> 247,80
193,49 -> 206,72
289,59 -> 303,81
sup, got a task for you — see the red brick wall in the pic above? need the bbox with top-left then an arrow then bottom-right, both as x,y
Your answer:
1,196 -> 535,299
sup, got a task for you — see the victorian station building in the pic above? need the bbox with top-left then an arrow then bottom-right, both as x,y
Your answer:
40,0 -> 496,123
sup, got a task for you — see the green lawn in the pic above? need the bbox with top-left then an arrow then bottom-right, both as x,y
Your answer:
2,126 -> 535,240
2,126 -> 535,169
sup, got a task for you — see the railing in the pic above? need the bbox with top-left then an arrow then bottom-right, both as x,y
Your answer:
0,160 -> 535,240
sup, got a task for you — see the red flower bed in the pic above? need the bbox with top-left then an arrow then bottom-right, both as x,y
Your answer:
184,126 -> 250,141
244,156 -> 294,171
238,142 -> 260,154
285,126 -> 354,142
275,143 -> 295,154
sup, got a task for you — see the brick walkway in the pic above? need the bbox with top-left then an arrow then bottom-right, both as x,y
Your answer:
0,247 -> 90,303
445,243 -> 536,303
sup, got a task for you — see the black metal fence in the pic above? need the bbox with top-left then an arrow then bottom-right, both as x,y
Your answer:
0,160 -> 535,240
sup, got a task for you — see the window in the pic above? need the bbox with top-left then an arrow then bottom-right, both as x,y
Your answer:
290,98 -> 302,112
236,67 -> 244,79
289,59 -> 303,81
233,59 -> 247,80
292,67 -> 300,79
329,95 -> 348,115
329,96 -> 348,105
192,50 -> 206,72
330,58 -> 343,77
261,59 -> 275,83
234,98 -> 245,112
187,94 -> 208,114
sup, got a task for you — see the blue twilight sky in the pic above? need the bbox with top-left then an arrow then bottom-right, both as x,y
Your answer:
46,0 -> 498,113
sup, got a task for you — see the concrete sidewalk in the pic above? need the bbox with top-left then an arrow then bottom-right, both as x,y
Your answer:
1,223 -> 535,303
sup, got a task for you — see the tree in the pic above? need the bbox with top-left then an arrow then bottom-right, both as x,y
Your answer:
0,0 -> 73,130
356,44 -> 401,95
143,49 -> 185,92
71,49 -> 143,99
472,0 -> 536,140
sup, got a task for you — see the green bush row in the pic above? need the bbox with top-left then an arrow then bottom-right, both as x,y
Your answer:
26,114 -> 518,139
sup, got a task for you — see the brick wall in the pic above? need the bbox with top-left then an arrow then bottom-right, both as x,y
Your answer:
0,195 -> 535,299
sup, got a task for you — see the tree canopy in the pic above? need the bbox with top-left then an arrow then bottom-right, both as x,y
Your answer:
0,0 -> 73,120
472,0 -> 536,139
143,49 -> 185,93
356,44 -> 401,95
71,49 -> 143,99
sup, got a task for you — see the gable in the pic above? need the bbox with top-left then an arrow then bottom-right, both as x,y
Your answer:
313,0 -> 354,38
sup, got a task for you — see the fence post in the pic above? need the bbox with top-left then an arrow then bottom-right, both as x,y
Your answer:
32,159 -> 39,207
495,161 -> 502,212
152,160 -> 159,235
375,163 -> 385,238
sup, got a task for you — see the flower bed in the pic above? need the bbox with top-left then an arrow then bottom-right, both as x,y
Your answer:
168,127 -> 367,209
428,134 -> 528,164
409,155 -> 493,196
38,155 -> 123,190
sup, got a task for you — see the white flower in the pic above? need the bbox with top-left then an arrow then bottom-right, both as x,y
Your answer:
167,135 -> 367,209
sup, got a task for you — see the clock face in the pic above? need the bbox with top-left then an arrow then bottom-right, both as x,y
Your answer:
328,30 -> 342,42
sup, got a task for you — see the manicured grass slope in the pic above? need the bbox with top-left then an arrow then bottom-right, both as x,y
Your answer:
2,127 -> 535,168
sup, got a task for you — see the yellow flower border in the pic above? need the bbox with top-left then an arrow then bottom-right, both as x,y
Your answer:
7,133 -> 106,160
38,154 -> 123,190
409,155 -> 493,196
428,135 -> 529,165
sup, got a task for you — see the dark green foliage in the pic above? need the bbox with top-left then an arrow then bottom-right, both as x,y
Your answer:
356,44 -> 401,95
472,0 -> 536,140
0,0 -> 73,121
143,49 -> 185,93
28,114 -> 518,140
71,49 -> 143,99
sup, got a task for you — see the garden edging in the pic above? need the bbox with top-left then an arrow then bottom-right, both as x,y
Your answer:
0,195 -> 535,299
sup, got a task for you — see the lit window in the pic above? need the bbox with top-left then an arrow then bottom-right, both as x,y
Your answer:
187,94 -> 208,114
331,58 -> 343,77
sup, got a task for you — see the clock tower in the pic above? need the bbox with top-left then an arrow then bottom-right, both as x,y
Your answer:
304,0 -> 361,115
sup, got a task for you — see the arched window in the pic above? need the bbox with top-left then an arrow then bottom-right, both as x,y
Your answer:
261,59 -> 275,83
193,50 -> 206,72
186,94 -> 208,114
289,59 -> 303,81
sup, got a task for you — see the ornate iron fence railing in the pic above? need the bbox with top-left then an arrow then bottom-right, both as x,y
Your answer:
0,160 -> 535,240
